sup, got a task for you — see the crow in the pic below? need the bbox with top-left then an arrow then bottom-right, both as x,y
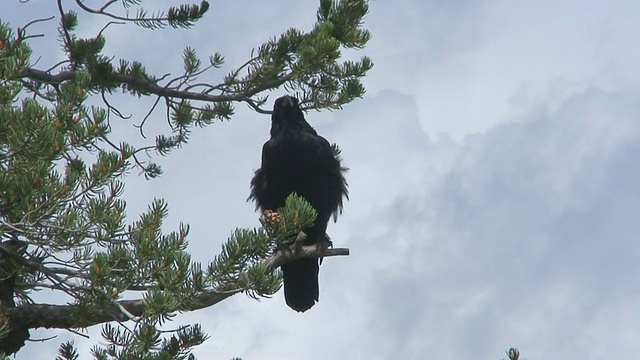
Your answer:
249,95 -> 348,312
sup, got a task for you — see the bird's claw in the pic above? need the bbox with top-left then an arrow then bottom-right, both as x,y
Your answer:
319,235 -> 333,265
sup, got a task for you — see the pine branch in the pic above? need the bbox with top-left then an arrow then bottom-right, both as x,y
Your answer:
21,68 -> 293,112
72,0 -> 210,29
1,241 -> 349,331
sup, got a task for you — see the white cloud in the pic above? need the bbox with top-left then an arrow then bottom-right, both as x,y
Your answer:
381,0 -> 640,140
357,86 -> 640,359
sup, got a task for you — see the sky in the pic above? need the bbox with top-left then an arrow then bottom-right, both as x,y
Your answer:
5,0 -> 640,359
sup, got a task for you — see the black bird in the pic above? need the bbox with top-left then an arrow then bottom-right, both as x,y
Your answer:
249,95 -> 348,312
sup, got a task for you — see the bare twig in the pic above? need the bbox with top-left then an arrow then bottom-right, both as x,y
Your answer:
16,16 -> 55,41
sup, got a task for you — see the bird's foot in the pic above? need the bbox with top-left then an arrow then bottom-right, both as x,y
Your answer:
319,235 -> 333,265
320,236 -> 333,249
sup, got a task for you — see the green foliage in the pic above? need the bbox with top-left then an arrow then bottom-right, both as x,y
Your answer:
260,193 -> 319,247
56,341 -> 79,360
0,0 -> 372,357
92,323 -> 207,360
207,226 -> 281,300
246,0 -> 373,111
502,348 -> 522,360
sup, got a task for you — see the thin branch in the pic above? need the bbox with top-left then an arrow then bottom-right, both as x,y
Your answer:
99,0 -> 119,13
73,0 -> 173,24
101,90 -> 131,120
20,80 -> 56,102
97,21 -> 125,38
64,328 -> 89,339
56,0 -> 73,53
135,95 -> 163,138
16,16 -> 55,41
26,334 -> 59,342
243,98 -> 271,114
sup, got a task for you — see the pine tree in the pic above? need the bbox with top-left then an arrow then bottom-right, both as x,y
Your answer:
0,0 -> 371,357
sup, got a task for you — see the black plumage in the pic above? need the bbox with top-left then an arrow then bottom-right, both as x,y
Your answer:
249,95 -> 348,312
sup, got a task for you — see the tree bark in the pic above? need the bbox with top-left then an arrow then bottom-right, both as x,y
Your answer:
0,240 -> 30,356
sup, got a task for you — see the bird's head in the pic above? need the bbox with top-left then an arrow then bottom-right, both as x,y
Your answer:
272,95 -> 304,123
270,95 -> 309,136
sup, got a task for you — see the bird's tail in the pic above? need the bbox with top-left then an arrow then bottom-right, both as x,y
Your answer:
281,258 -> 319,312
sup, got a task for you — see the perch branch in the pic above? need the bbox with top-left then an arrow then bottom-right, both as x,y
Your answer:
1,240 -> 349,330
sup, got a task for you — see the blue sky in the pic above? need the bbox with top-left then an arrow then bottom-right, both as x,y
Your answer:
6,0 -> 640,359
